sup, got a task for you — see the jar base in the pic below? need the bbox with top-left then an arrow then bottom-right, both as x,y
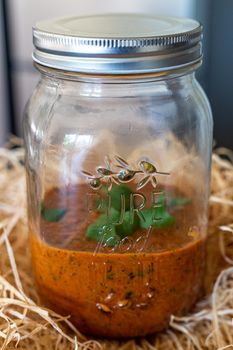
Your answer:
36,285 -> 203,338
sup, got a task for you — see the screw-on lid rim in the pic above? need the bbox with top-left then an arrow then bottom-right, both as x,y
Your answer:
32,14 -> 203,75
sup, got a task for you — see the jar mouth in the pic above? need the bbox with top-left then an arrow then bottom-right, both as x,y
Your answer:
32,14 -> 202,75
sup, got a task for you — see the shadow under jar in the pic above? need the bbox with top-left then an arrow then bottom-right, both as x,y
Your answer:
24,14 -> 213,338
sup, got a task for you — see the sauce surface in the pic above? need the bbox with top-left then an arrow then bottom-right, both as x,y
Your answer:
30,184 -> 206,338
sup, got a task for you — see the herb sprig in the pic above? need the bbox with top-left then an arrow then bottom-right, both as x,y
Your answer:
85,185 -> 189,247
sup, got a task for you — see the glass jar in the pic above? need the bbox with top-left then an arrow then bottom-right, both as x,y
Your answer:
24,14 -> 213,338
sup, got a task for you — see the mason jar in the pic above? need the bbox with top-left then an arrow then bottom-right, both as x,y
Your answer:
24,14 -> 213,338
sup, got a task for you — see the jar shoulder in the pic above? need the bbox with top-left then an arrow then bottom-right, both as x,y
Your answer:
23,78 -> 60,141
24,74 -> 213,142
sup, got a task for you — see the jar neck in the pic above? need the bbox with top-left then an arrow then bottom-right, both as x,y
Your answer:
37,66 -> 198,100
35,61 -> 201,84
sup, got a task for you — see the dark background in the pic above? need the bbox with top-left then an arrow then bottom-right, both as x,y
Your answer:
196,0 -> 233,149
0,0 -> 232,148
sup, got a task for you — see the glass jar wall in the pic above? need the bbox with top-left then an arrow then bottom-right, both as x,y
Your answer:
24,14 -> 213,338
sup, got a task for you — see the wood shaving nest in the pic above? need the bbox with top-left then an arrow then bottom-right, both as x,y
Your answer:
0,140 -> 233,350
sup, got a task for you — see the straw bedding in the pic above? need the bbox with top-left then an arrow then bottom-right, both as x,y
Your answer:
0,138 -> 233,350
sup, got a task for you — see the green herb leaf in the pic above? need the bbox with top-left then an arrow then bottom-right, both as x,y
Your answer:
139,193 -> 175,229
101,225 -> 121,247
104,233 -> 121,247
169,197 -> 192,208
152,210 -> 176,228
98,184 -> 133,212
41,205 -> 66,222
108,184 -> 133,211
89,205 -> 140,242
86,222 -> 121,247
87,209 -> 122,246
139,208 -> 154,229
86,223 -> 102,241
98,208 -> 121,225
98,206 -> 140,239
116,211 -> 140,238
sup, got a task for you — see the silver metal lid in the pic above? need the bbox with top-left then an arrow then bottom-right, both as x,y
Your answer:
33,14 -> 202,75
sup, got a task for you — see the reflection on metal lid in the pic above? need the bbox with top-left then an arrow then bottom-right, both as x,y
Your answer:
33,14 -> 202,74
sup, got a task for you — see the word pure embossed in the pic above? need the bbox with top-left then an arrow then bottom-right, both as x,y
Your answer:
82,155 -> 172,253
